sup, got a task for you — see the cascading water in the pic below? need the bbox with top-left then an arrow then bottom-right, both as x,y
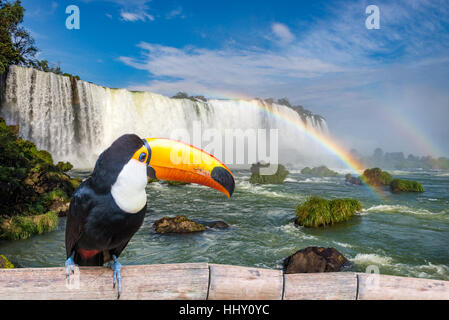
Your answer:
0,65 -> 330,168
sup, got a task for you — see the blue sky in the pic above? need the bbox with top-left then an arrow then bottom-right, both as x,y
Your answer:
21,0 -> 449,156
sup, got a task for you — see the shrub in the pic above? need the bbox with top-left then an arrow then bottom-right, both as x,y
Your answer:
295,196 -> 362,228
361,168 -> 392,186
301,166 -> 338,177
249,163 -> 289,184
390,179 -> 424,193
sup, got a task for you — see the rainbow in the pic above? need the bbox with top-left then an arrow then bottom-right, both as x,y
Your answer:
238,99 -> 387,199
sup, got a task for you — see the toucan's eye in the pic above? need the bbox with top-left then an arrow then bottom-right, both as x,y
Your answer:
139,153 -> 147,163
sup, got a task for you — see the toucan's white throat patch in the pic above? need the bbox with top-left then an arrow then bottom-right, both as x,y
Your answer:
111,159 -> 147,214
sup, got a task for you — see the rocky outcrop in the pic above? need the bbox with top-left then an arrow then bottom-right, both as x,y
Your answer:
390,179 -> 424,193
205,221 -> 230,229
0,117 -> 78,240
345,174 -> 362,185
301,166 -> 338,177
249,163 -> 289,184
153,215 -> 206,234
283,247 -> 349,274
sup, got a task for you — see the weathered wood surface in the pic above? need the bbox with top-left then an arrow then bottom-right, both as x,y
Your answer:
357,273 -> 449,300
0,264 -> 448,300
0,263 -> 209,300
208,264 -> 283,300
284,272 -> 357,300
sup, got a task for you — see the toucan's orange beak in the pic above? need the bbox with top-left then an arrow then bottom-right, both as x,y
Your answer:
143,138 -> 235,198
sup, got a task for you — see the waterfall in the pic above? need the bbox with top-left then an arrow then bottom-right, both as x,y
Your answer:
1,66 -> 330,168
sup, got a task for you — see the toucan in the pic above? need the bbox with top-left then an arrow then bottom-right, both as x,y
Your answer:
65,134 -> 235,298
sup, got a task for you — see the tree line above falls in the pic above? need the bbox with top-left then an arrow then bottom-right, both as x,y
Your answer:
0,1 -> 78,76
172,92 -> 326,126
351,148 -> 449,170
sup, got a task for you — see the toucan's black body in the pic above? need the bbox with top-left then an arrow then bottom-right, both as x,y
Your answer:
65,134 -> 146,266
65,133 -> 235,298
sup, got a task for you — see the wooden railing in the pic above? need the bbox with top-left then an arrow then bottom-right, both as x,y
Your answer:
1,263 -> 448,300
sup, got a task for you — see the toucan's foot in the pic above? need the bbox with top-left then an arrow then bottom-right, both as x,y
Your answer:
65,255 -> 76,279
109,255 -> 122,299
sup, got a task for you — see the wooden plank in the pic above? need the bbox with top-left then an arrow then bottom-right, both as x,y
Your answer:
357,273 -> 449,300
208,264 -> 283,300
284,272 -> 357,300
0,263 -> 209,300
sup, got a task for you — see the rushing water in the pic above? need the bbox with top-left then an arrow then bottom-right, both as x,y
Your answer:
1,169 -> 448,281
1,65 -> 329,168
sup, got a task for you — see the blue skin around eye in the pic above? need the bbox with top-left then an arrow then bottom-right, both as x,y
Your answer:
139,153 -> 146,162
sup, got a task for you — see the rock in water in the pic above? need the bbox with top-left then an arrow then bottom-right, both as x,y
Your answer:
283,247 -> 349,274
153,215 -> 206,234
208,221 -> 230,229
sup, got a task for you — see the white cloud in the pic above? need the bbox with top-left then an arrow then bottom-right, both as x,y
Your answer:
166,7 -> 184,19
120,10 -> 154,22
118,0 -> 449,155
271,23 -> 295,44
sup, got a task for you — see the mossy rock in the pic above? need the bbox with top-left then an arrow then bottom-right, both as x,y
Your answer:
390,179 -> 424,193
0,254 -> 14,269
361,168 -> 392,186
295,196 -> 362,228
249,163 -> 289,184
301,166 -> 338,177
0,211 -> 59,240
56,161 -> 74,172
153,215 -> 206,234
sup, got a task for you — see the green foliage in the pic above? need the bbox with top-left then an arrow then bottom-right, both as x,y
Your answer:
0,0 -> 38,73
272,98 -> 325,124
295,196 -> 362,228
0,116 -> 76,218
0,211 -> 58,240
0,254 -> 14,268
249,163 -> 289,184
390,179 -> 424,193
301,165 -> 338,177
361,168 -> 392,186
56,161 -> 73,172
172,92 -> 207,102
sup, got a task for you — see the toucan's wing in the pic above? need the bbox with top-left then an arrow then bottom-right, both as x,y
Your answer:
65,179 -> 93,258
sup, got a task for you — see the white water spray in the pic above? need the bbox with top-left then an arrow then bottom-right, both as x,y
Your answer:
1,66 -> 330,168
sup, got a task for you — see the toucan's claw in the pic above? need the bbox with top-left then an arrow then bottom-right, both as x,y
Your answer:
110,255 -> 122,299
65,255 -> 76,279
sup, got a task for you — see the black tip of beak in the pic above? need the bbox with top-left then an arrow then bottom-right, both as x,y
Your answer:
147,166 -> 157,179
211,167 -> 235,197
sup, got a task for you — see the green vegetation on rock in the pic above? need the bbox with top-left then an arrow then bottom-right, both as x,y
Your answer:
301,166 -> 338,177
0,117 -> 77,240
249,163 -> 289,184
390,179 -> 424,193
361,168 -> 392,186
295,196 -> 362,228
0,254 -> 14,268
0,211 -> 58,240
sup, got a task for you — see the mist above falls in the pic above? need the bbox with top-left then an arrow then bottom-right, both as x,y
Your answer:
0,66 -> 333,169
